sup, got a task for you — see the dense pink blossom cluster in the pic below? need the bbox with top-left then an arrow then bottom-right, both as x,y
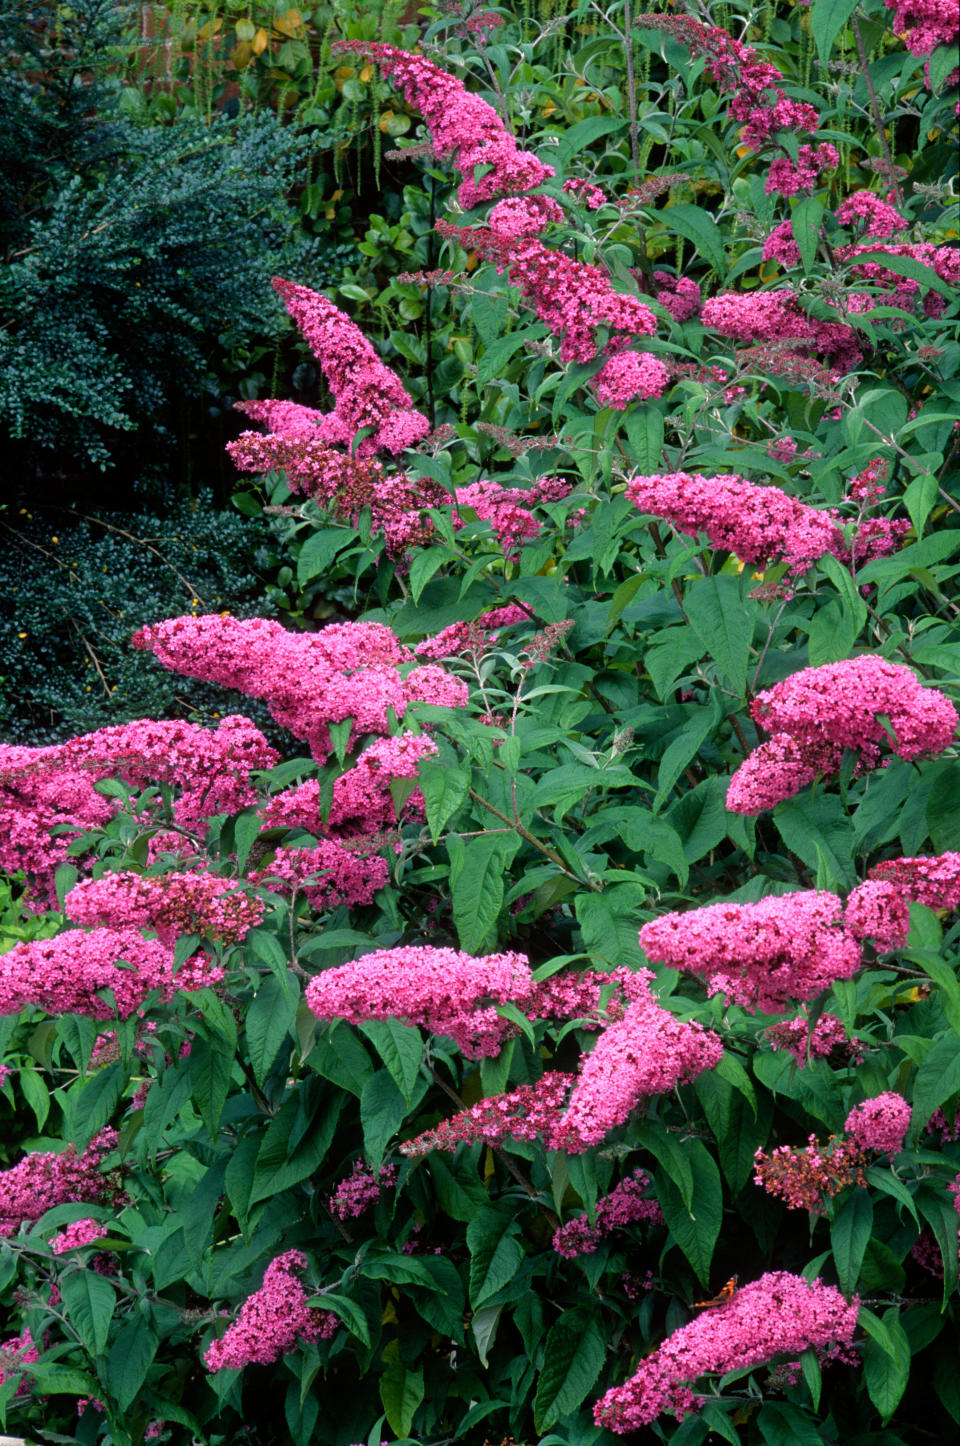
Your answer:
203,1251 -> 336,1371
229,426 -> 447,556
552,1169 -> 663,1257
236,398 -> 326,439
842,880 -> 911,950
651,271 -> 702,322
488,194 -> 564,237
634,13 -> 835,196
251,841 -> 389,910
639,892 -> 861,1013
261,733 -> 437,837
435,220 -> 657,375
562,178 -> 607,210
754,1133 -> 868,1212
701,292 -> 862,371
836,191 -> 909,237
0,718 -> 275,902
328,1161 -> 397,1220
728,657 -> 957,813
332,42 -> 555,210
65,871 -> 263,946
593,350 -> 670,408
415,620 -> 491,661
764,143 -> 840,197
844,1093 -> 912,1154
0,1130 -> 123,1236
399,1072 -> 577,1156
882,0 -> 959,55
455,480 -> 541,552
49,1217 -> 110,1254
764,1013 -> 864,1067
133,614 -> 467,762
0,928 -> 222,1019
593,1271 -> 859,1432
626,470 -> 846,574
555,971 -> 723,1148
272,277 -> 429,455
0,1330 -> 39,1393
868,851 -> 960,911
305,945 -> 536,1058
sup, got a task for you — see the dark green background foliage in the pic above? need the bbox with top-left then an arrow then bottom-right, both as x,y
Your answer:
0,496 -> 281,744
0,1 -> 959,1444
0,0 -> 319,475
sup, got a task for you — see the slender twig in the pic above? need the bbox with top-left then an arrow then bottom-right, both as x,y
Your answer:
60,508 -> 208,604
467,788 -> 603,890
851,17 -> 904,210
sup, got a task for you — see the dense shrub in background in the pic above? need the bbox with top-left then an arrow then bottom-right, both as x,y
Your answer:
0,496 -> 281,744
0,2 -> 958,1445
0,0 -> 317,475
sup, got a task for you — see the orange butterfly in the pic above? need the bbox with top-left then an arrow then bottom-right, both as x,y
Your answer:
691,1276 -> 738,1309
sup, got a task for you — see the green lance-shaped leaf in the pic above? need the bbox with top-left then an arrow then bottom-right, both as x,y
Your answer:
60,1271 -> 116,1358
533,1307 -> 607,1432
379,1340 -> 424,1438
467,1207 -> 524,1308
830,1187 -> 874,1297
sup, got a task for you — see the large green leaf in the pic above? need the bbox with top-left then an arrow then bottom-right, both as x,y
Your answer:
810,0 -> 859,65
654,1138 -> 723,1286
862,1309 -> 911,1423
249,1091 -> 342,1203
661,202 -> 726,275
683,575 -> 753,696
246,975 -> 299,1087
379,1340 -> 424,1438
106,1313 -> 158,1413
189,1036 -> 234,1140
447,832 -> 519,954
60,1271 -> 116,1357
359,1019 -> 423,1105
533,1307 -> 607,1431
575,883 -> 648,969
417,759 -> 470,843
360,1069 -> 410,1170
466,1208 -> 524,1308
830,1188 -> 874,1297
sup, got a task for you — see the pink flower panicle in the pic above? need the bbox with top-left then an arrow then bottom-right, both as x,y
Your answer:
640,892 -> 861,1014
0,928 -> 222,1020
328,1161 -> 398,1220
203,1251 -> 336,1371
65,871 -> 263,946
562,177 -> 607,210
49,1218 -> 110,1254
0,1330 -> 39,1394
883,0 -> 959,56
305,945 -> 536,1059
251,840 -> 389,911
626,470 -> 847,574
132,615 -> 466,763
0,1130 -> 123,1236
399,1072 -> 577,1156
764,1013 -> 864,1067
488,194 -> 565,237
455,480 -> 541,554
434,220 -> 657,391
868,852 -> 960,912
835,191 -> 909,238
553,1169 -> 663,1258
555,971 -> 723,1149
727,657 -> 958,814
842,880 -> 911,950
228,427 -> 447,556
415,621 -> 492,661
593,1270 -> 859,1432
844,1092 -> 911,1154
332,42 -> 555,211
593,350 -> 670,408
272,276 -> 429,455
701,291 -> 862,372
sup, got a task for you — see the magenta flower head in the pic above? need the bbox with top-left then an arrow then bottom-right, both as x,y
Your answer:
0,928 -> 221,1020
639,892 -> 861,1013
727,656 -> 958,814
272,276 -> 430,455
304,945 -> 537,1058
203,1251 -> 336,1372
868,851 -> 960,913
844,1092 -> 911,1155
593,1270 -> 859,1432
554,970 -> 723,1148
